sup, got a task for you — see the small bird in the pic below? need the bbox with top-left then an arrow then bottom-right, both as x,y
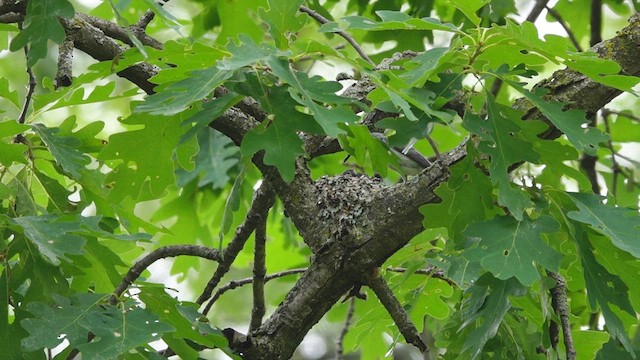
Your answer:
370,132 -> 431,176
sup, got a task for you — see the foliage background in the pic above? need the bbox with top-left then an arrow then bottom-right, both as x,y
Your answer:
0,0 -> 639,359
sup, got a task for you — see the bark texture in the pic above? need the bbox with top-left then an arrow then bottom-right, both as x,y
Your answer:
2,2 -> 639,358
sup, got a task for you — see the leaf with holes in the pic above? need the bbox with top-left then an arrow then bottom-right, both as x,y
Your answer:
506,80 -> 609,156
462,215 -> 562,286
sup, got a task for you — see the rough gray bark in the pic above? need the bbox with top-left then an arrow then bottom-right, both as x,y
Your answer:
2,2 -> 640,358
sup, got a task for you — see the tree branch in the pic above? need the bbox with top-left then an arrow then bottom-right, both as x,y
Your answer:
55,37 -> 74,89
208,268 -> 307,305
526,0 -> 550,23
336,297 -> 356,359
545,6 -> 583,51
110,245 -> 221,304
386,266 -> 456,286
17,22 -> 36,126
197,184 -> 275,310
367,275 -> 427,353
250,214 -> 268,332
548,271 -> 576,360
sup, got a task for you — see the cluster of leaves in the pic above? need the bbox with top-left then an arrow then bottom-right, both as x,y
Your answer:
0,0 -> 639,359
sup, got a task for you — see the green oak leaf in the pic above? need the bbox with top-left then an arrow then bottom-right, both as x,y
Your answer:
11,215 -> 148,267
179,92 -> 244,144
76,306 -> 174,359
241,85 -> 321,182
506,80 -> 609,156
137,35 -> 273,116
459,275 -> 526,360
32,123 -> 91,180
21,293 -> 106,352
450,0 -> 491,26
573,226 -> 635,354
589,233 -> 640,311
566,52 -> 640,92
139,287 -> 228,358
8,168 -> 37,216
463,215 -> 562,286
421,145 -> 494,241
259,0 -> 307,49
319,10 -> 461,34
56,116 -> 106,153
572,330 -> 610,359
135,66 -> 233,115
22,293 -> 174,359
266,57 -> 359,136
11,215 -> 87,266
400,47 -> 458,87
417,279 -> 454,320
0,120 -> 29,165
0,77 -> 21,109
99,108 -> 197,202
213,0 -> 268,45
32,170 -> 73,212
566,192 -> 640,258
43,82 -> 139,112
9,0 -> 75,66
462,95 -> 538,219
340,124 -> 398,177
177,128 -> 240,189
72,240 -> 128,292
519,119 -> 592,191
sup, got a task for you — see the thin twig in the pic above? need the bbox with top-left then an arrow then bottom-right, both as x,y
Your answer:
367,275 -> 427,353
136,10 -> 155,29
545,6 -> 584,51
17,22 -> 36,125
494,0 -> 549,96
548,271 -> 576,360
207,268 -> 307,308
110,245 -> 221,304
197,184 -> 276,310
336,297 -> 356,360
386,266 -> 456,286
249,214 -> 268,332
299,5 -> 374,65
526,0 -> 551,22
135,0 -> 170,31
602,108 -> 640,123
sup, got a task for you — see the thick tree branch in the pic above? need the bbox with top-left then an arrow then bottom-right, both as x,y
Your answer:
59,16 -> 159,94
55,37 -> 74,89
514,12 -> 640,141
4,5 -> 639,359
77,13 -> 163,50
